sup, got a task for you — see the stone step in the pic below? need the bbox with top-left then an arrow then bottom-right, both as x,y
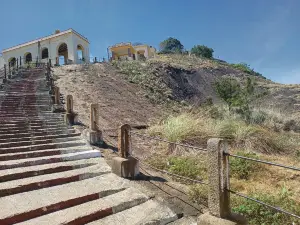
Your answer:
0,158 -> 100,182
0,150 -> 101,170
0,144 -> 92,161
88,199 -> 178,225
0,163 -> 111,197
0,136 -> 80,148
0,173 -> 129,224
0,120 -> 63,125
0,117 -> 64,122
0,132 -> 80,143
0,129 -> 75,139
19,187 -> 149,225
0,124 -> 68,132
0,140 -> 86,154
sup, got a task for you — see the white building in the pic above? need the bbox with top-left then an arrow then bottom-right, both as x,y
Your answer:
1,29 -> 90,67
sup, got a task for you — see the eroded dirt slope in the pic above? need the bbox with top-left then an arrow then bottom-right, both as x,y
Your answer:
53,63 -> 167,129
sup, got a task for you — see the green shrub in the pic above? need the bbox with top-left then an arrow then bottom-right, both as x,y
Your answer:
231,63 -> 253,74
230,151 -> 259,179
232,186 -> 300,225
190,45 -> 214,58
159,37 -> 184,53
168,157 -> 206,179
231,63 -> 267,79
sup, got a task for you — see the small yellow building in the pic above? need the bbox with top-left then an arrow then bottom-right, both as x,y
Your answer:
109,42 -> 156,61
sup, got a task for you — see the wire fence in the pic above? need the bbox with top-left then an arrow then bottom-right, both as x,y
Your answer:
130,130 -> 207,152
226,152 -> 300,220
105,127 -> 300,221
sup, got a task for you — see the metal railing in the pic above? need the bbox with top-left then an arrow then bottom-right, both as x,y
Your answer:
108,127 -> 300,221
225,152 -> 300,220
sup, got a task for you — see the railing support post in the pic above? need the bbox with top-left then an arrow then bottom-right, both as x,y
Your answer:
8,62 -> 11,78
118,124 -> 131,158
54,86 -> 60,105
198,138 -> 247,225
111,124 -> 139,179
51,86 -> 64,113
64,95 -> 75,125
82,103 -> 102,145
3,64 -> 7,82
90,103 -> 99,131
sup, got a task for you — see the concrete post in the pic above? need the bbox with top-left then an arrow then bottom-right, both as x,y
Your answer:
118,124 -> 131,158
82,104 -> 102,145
207,138 -> 230,218
111,124 -> 139,179
64,95 -> 75,125
66,95 -> 73,113
3,64 -> 7,83
90,104 -> 99,131
54,86 -> 60,105
198,138 -> 247,225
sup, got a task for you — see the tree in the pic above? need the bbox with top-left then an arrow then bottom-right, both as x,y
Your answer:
214,77 -> 267,123
159,37 -> 184,53
191,45 -> 214,58
214,77 -> 242,110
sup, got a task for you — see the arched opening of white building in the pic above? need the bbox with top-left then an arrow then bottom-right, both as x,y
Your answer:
57,43 -> 68,65
42,48 -> 49,59
77,45 -> 84,63
24,52 -> 32,63
8,57 -> 16,67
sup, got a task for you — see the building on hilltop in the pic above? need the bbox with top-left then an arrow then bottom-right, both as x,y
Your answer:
109,42 -> 156,61
1,29 -> 90,67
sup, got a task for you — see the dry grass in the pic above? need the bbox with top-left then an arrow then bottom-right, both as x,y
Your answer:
150,54 -> 223,70
148,110 -> 300,154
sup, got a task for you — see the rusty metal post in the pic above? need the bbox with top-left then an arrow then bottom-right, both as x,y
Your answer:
118,124 -> 131,158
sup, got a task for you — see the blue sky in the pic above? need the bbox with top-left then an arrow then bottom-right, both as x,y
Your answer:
1,0 -> 299,84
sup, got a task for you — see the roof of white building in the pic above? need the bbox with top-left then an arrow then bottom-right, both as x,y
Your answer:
2,29 -> 89,53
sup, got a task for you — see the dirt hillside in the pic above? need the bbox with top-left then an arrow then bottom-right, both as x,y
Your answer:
53,63 -> 167,129
53,54 -> 300,129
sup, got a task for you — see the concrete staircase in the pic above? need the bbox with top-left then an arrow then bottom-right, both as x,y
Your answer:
0,68 -> 179,224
